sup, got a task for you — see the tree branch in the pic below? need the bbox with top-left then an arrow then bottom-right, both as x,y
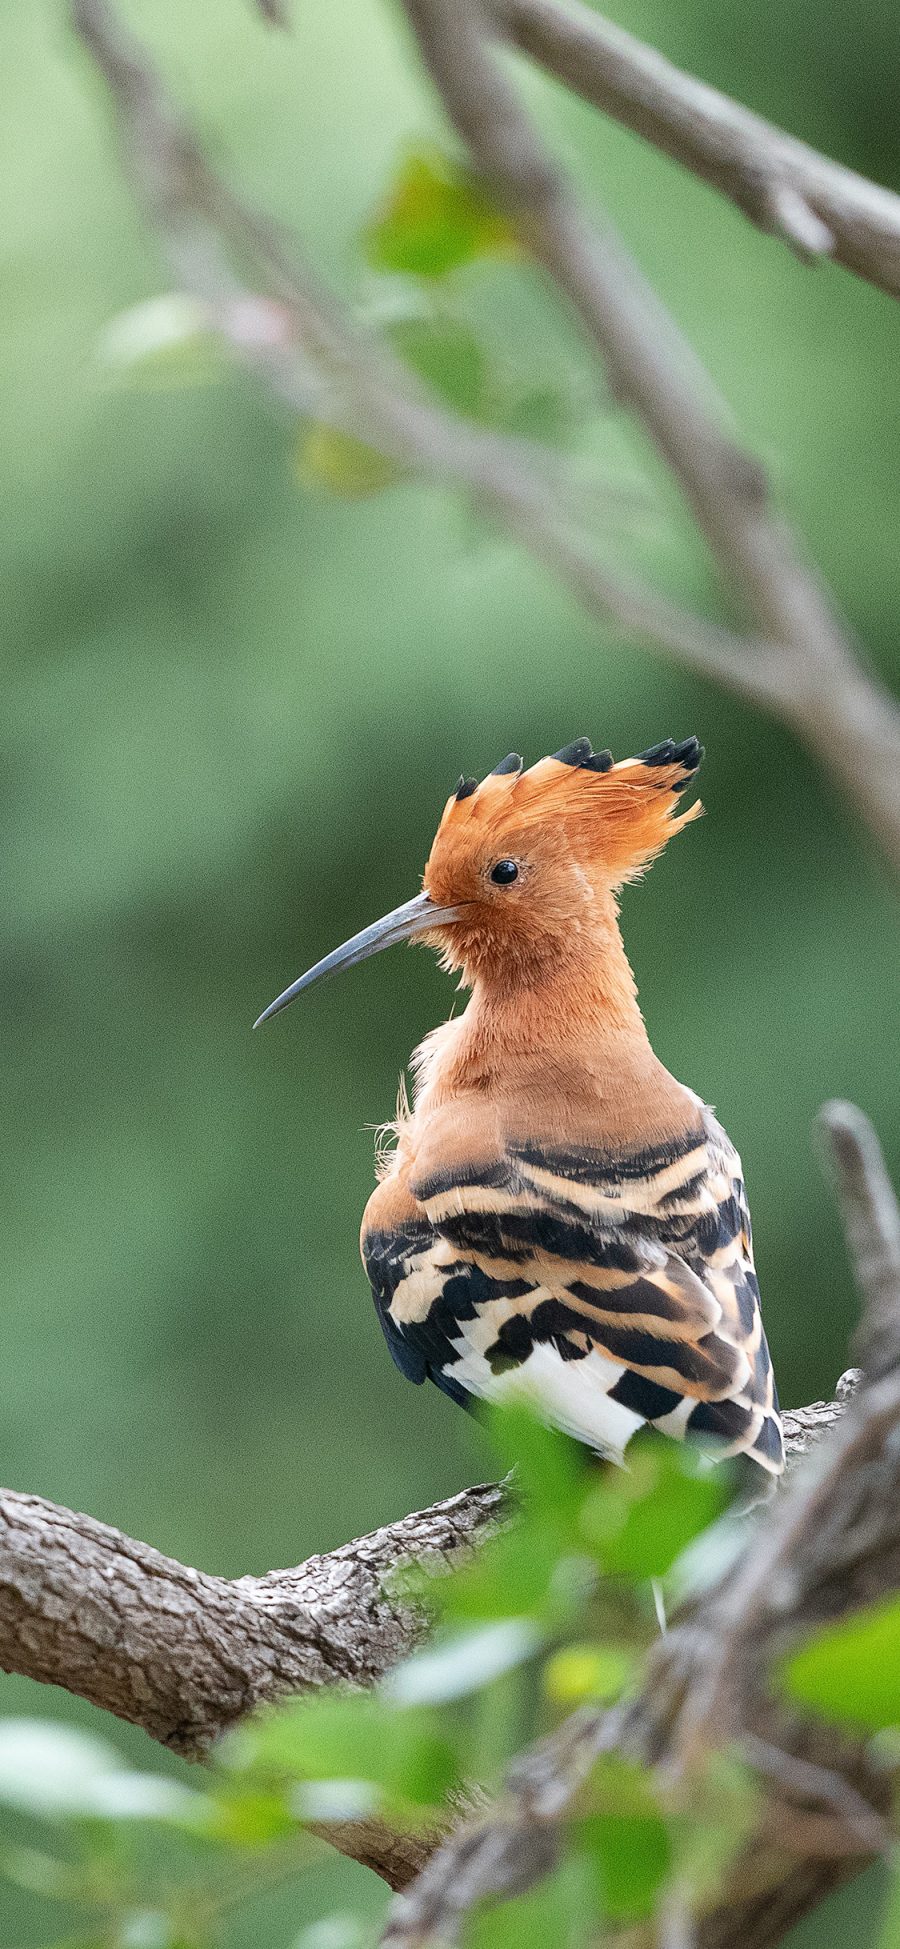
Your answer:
0,1480 -> 504,1888
489,0 -> 900,298
819,1099 -> 900,1379
70,0 -> 900,873
401,0 -> 900,874
69,0 -> 773,699
0,1482 -> 504,1756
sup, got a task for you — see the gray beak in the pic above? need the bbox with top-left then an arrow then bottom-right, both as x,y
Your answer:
253,889 -> 461,1027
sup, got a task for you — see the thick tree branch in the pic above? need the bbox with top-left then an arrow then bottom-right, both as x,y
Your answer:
70,0 -> 900,873
0,1481 -> 503,1888
0,1483 -> 504,1757
489,0 -> 900,298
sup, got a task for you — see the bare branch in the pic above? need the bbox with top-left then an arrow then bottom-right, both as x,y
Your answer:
818,1100 -> 900,1378
490,0 -> 900,299
401,0 -> 900,872
69,0 -> 776,701
70,0 -> 900,870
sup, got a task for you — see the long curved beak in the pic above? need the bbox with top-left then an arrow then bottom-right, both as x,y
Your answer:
253,890 -> 461,1027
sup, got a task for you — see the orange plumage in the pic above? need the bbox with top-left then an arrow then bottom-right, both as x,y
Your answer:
257,738 -> 783,1478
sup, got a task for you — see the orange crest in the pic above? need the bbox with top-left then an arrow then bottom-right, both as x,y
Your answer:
429,736 -> 703,897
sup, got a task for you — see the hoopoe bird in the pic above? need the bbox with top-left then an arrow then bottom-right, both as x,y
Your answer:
257,738 -> 784,1481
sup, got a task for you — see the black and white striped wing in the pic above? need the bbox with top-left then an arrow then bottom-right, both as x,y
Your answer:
363,1120 -> 783,1476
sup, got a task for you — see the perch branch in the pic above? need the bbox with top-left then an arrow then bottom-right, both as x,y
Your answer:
0,1480 -> 503,1888
70,0 -> 900,871
489,0 -> 900,299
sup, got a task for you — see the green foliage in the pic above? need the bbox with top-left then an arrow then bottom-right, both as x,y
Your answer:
388,315 -> 489,417
362,148 -> 517,277
224,1690 -> 460,1822
877,1855 -> 900,1949
579,1758 -> 672,1920
297,425 -> 404,498
468,1853 -> 595,1949
580,1434 -> 729,1579
780,1593 -> 900,1731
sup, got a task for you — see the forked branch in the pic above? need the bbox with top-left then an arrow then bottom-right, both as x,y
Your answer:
71,0 -> 900,870
401,0 -> 900,870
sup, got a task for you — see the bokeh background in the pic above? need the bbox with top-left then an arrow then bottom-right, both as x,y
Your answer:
2,0 -> 899,1940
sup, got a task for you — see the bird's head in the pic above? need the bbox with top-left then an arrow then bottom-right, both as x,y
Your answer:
254,737 -> 702,1023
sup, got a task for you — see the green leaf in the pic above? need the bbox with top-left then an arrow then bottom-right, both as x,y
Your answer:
296,426 -> 403,498
484,1400 -> 588,1542
579,1759 -> 671,1921
543,1643 -> 633,1708
387,316 -> 488,419
192,1782 -> 297,1847
468,1850 -> 595,1949
431,1408 -> 598,1628
0,1721 -> 198,1823
0,1843 -> 82,1899
780,1592 -> 900,1731
495,383 -> 573,446
96,295 -> 224,389
436,1518 -> 577,1626
384,1619 -> 541,1705
364,148 -> 517,278
579,1434 -> 726,1579
223,1690 -> 459,1814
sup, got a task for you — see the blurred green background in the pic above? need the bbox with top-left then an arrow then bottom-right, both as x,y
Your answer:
1,0 -> 898,1940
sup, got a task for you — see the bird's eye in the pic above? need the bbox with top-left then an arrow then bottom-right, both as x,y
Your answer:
490,859 -> 519,886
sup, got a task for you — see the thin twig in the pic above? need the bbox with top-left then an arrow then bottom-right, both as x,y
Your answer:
818,1101 -> 900,1378
489,0 -> 900,298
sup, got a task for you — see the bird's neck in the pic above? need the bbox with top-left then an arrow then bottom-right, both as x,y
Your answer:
419,906 -> 669,1107
474,919 -> 642,1041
